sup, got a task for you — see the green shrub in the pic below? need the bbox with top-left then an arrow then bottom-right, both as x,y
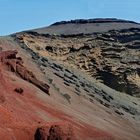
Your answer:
48,78 -> 53,84
63,93 -> 71,103
52,83 -> 60,92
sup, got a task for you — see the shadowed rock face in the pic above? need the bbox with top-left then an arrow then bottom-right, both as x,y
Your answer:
0,50 -> 50,95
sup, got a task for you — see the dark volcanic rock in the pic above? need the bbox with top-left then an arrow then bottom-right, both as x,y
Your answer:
52,18 -> 138,26
34,124 -> 75,140
34,127 -> 47,140
14,88 -> 24,94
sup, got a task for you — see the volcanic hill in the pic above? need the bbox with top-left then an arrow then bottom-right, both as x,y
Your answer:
0,18 -> 140,140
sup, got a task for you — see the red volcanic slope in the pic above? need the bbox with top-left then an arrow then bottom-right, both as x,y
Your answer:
0,50 -> 50,95
0,50 -> 113,140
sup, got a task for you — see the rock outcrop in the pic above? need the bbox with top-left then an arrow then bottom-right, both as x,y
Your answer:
13,26 -> 140,97
0,50 -> 50,95
34,124 -> 75,140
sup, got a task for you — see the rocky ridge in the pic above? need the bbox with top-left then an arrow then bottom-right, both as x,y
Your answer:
13,27 -> 140,97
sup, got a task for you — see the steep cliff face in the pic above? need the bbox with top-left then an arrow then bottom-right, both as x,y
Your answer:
13,22 -> 140,97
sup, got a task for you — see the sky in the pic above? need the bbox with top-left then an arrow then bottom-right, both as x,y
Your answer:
0,0 -> 140,35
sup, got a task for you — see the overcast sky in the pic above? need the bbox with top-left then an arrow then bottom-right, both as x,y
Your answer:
0,0 -> 140,35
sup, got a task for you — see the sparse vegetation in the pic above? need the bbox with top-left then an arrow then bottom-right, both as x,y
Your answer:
52,83 -> 60,92
63,93 -> 71,103
48,78 -> 53,84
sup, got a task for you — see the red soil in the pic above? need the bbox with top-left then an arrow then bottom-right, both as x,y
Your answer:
0,50 -> 114,140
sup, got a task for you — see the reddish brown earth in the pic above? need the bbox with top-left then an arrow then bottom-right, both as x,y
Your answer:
0,50 -> 50,95
0,19 -> 140,140
0,50 -> 114,140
